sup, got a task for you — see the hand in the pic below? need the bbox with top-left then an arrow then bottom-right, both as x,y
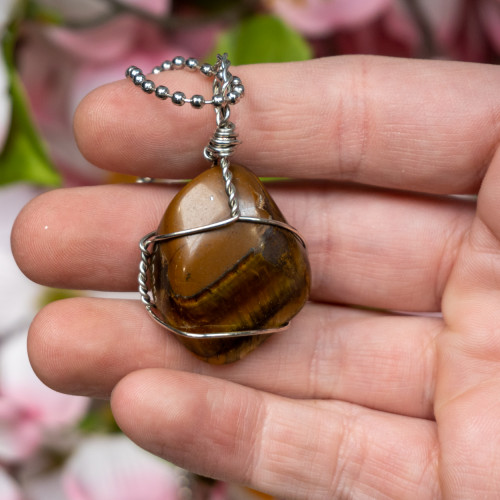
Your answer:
12,56 -> 500,498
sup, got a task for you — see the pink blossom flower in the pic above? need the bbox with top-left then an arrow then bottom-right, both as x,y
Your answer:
0,185 -> 90,463
268,0 -> 393,37
18,23 -> 188,185
18,0 -> 219,186
62,435 -> 183,500
22,438 -> 226,500
267,0 -> 420,58
270,0 -> 500,61
0,331 -> 90,463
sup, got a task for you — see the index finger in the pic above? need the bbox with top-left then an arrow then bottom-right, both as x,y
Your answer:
75,56 -> 500,193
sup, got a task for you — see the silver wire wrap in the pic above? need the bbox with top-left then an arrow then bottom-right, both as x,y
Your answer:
204,122 -> 240,162
204,53 -> 240,217
131,53 -> 306,339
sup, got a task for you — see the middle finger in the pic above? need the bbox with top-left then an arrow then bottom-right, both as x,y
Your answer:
13,182 -> 474,311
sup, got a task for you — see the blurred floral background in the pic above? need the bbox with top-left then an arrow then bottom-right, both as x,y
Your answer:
1,0 -> 500,499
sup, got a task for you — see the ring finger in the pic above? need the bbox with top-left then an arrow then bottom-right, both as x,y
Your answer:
28,298 -> 439,419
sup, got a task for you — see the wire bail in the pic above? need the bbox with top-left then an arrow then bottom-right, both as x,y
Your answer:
204,54 -> 241,164
203,121 -> 240,163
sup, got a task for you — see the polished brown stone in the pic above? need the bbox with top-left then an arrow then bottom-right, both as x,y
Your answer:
151,164 -> 310,364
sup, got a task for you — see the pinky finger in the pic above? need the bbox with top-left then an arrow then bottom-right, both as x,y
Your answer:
111,368 -> 439,499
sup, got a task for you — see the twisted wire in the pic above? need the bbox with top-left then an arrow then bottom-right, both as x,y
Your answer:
213,53 -> 233,128
138,232 -> 156,309
218,53 -> 232,92
220,157 -> 239,217
206,53 -> 240,217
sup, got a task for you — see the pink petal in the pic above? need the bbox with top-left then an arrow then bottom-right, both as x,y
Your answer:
167,23 -> 220,58
270,0 -> 392,37
33,0 -> 113,24
62,435 -> 181,500
0,468 -> 23,500
120,0 -> 171,16
46,16 -> 138,64
1,332 -> 90,428
17,29 -> 75,129
44,0 -> 172,64
17,30 -> 108,185
68,45 -> 187,117
0,405 -> 41,463
0,332 -> 88,462
19,19 -> 193,187
0,185 -> 42,336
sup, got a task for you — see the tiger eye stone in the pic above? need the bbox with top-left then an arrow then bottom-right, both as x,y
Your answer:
151,164 -> 310,364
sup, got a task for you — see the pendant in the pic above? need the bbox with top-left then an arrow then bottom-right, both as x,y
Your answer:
149,165 -> 310,364
132,54 -> 311,363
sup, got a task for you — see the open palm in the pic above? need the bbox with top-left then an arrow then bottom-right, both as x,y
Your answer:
12,56 -> 500,498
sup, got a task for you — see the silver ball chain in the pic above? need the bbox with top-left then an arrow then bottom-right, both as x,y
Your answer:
125,54 -> 244,109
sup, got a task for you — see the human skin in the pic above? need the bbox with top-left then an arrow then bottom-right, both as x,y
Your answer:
11,55 -> 500,498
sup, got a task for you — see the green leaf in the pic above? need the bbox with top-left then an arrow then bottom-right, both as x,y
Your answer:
0,15 -> 61,187
0,75 -> 62,186
38,287 -> 82,309
78,401 -> 121,434
210,14 -> 312,65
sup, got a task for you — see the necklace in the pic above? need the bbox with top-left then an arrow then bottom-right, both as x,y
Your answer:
127,54 -> 310,364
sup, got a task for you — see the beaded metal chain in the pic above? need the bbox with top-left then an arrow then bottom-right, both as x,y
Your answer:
126,54 -> 244,109
130,53 -> 305,340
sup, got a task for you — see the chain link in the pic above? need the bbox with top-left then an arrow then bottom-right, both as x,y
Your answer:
126,53 -> 244,109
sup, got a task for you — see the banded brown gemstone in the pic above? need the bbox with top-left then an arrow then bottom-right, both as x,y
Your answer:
151,165 -> 310,364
